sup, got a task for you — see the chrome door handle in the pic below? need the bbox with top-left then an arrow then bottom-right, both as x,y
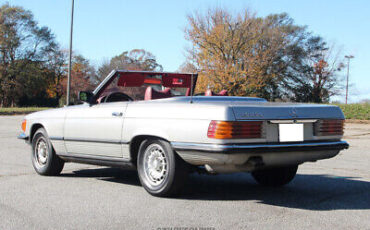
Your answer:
112,112 -> 123,117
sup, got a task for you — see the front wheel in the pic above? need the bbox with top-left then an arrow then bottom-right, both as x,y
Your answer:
251,165 -> 298,187
137,138 -> 188,197
31,128 -> 64,176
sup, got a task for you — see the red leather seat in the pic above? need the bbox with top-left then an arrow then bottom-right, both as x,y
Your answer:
144,87 -> 173,100
205,89 -> 228,96
217,90 -> 228,96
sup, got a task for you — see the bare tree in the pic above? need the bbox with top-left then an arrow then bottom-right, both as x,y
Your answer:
96,49 -> 163,83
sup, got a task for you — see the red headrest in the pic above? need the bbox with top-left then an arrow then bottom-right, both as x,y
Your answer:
217,90 -> 228,96
145,87 -> 172,100
205,89 -> 213,96
204,89 -> 228,96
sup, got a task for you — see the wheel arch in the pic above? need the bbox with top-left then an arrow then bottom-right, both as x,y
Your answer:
29,123 -> 45,143
129,135 -> 170,165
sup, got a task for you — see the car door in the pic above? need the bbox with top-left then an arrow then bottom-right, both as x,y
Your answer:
64,102 -> 127,158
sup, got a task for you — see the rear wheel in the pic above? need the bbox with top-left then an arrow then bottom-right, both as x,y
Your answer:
137,138 -> 188,197
31,128 -> 64,176
251,165 -> 298,187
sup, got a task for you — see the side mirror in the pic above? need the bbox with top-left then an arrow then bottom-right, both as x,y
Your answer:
78,91 -> 93,103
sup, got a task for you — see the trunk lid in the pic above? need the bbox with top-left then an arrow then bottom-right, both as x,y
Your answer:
231,103 -> 345,120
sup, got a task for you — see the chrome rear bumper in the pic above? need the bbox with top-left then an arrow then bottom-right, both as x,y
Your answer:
172,141 -> 349,172
171,141 -> 349,154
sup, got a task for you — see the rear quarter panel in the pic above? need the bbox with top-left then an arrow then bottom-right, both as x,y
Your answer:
122,102 -> 234,144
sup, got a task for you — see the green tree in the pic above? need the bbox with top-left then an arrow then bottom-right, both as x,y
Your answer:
0,3 -> 61,107
281,37 -> 344,103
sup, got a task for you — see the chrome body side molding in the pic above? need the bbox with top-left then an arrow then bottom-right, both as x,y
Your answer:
58,153 -> 134,169
49,136 -> 129,145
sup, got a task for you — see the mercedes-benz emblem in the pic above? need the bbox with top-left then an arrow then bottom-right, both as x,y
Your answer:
289,107 -> 298,118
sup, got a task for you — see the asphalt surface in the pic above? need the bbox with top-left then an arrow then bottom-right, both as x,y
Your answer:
0,116 -> 369,230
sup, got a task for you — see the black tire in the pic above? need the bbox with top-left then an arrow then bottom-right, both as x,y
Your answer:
31,128 -> 64,176
137,138 -> 188,197
251,165 -> 298,187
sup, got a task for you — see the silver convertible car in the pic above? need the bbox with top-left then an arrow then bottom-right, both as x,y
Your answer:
18,70 -> 349,196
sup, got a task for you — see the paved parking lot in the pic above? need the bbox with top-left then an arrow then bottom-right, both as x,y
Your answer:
0,115 -> 369,230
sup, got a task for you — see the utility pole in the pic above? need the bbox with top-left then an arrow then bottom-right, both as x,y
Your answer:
67,0 -> 75,106
344,55 -> 354,104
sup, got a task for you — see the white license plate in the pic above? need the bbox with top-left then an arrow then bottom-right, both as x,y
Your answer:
279,124 -> 304,142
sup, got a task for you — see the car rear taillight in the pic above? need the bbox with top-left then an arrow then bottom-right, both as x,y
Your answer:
314,119 -> 344,136
21,120 -> 27,132
207,121 -> 263,139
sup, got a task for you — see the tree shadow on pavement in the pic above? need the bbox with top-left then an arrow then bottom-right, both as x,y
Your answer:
62,167 -> 370,211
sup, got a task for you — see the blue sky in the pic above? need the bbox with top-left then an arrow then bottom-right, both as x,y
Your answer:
5,0 -> 370,102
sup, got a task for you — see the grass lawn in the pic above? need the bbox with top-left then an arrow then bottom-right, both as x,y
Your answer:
336,103 -> 370,120
0,107 -> 52,115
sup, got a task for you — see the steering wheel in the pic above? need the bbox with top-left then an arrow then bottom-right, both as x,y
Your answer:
104,92 -> 133,103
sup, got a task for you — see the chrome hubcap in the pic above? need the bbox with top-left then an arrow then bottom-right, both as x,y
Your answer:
143,144 -> 167,186
35,138 -> 48,166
